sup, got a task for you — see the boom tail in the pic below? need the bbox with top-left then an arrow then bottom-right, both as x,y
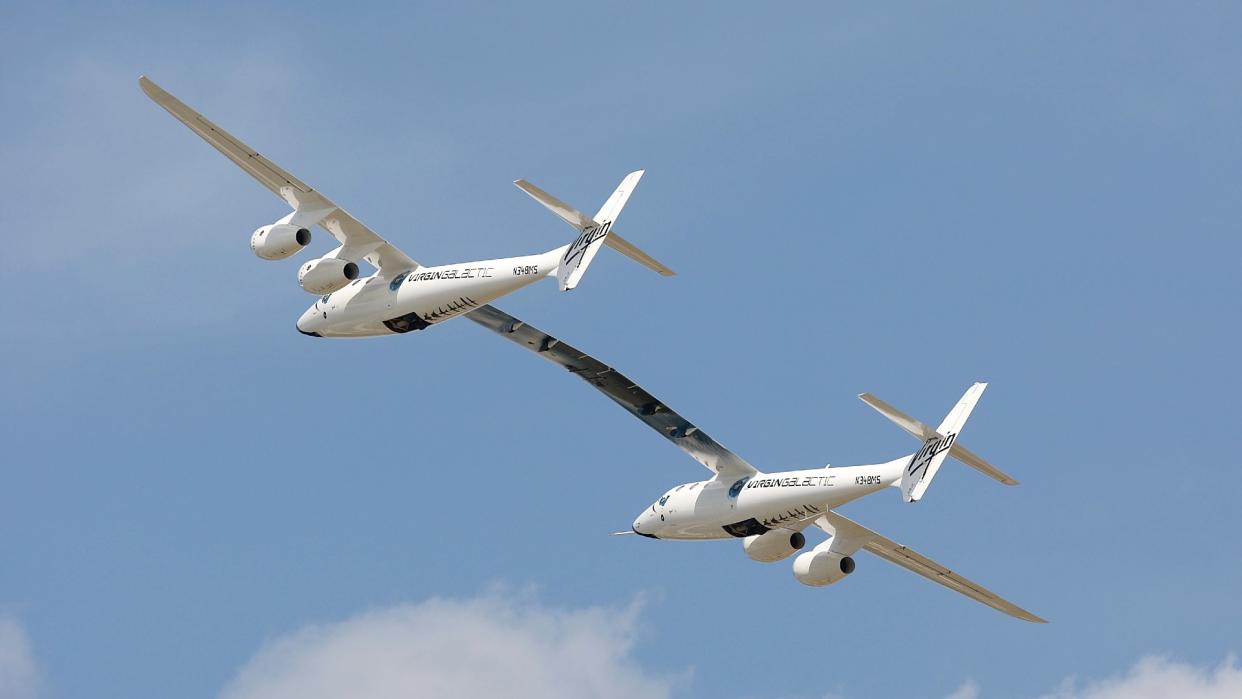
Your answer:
514,170 -> 673,290
858,383 -> 1018,503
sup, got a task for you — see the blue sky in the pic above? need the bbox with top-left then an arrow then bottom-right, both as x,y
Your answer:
2,2 -> 1241,697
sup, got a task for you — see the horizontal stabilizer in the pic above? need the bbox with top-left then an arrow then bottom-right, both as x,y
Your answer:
605,231 -> 675,276
859,392 -> 939,441
514,179 -> 595,231
948,443 -> 1015,486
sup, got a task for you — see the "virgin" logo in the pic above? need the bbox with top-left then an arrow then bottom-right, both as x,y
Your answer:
563,221 -> 612,266
906,432 -> 956,480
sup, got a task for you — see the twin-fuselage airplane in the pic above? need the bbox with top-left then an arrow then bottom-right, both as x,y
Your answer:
143,77 -> 1043,623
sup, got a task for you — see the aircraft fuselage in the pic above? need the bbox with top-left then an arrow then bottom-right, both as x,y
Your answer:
632,458 -> 908,540
296,249 -> 561,337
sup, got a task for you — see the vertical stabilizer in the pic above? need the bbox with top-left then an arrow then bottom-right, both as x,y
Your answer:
899,383 -> 987,502
556,170 -> 643,290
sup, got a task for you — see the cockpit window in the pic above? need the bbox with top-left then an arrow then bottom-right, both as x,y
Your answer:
320,294 -> 331,304
389,271 -> 409,292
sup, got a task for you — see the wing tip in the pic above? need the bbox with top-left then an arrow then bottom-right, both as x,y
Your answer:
513,179 -> 541,196
138,75 -> 166,103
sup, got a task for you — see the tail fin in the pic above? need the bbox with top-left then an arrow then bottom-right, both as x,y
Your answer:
859,383 -> 1018,503
514,171 -> 674,291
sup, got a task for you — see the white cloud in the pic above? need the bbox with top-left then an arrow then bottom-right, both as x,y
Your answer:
0,617 -> 41,699
1034,654 -> 1242,699
218,591 -> 679,699
945,679 -> 980,699
218,594 -> 1240,699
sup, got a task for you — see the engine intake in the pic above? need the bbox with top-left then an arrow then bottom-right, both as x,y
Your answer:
299,257 -> 359,295
743,528 -> 806,562
251,224 -> 311,260
792,550 -> 855,587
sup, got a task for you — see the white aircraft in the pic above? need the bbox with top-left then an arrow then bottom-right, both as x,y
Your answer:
140,76 -> 1042,623
469,306 -> 1046,623
139,76 -> 672,338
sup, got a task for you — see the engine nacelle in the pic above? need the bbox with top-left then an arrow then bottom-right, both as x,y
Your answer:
298,257 -> 359,295
251,224 -> 311,260
743,528 -> 806,563
792,550 -> 856,587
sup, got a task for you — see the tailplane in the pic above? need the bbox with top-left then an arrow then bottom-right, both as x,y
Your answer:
859,383 -> 1017,503
515,170 -> 674,291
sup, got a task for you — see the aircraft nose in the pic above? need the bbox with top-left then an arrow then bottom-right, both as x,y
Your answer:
296,312 -> 322,338
632,514 -> 659,539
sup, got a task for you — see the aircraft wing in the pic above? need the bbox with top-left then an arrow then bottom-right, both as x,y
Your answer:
466,304 -> 757,479
139,76 -> 419,276
816,511 -> 1046,623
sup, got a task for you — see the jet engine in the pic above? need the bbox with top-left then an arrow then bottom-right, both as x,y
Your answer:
250,224 -> 311,260
743,528 -> 806,563
792,550 -> 856,587
298,257 -> 359,294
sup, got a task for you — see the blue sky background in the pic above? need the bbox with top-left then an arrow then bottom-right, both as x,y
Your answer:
2,2 -> 1240,697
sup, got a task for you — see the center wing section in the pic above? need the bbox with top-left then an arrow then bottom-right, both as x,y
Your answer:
139,76 -> 418,277
466,304 -> 756,479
